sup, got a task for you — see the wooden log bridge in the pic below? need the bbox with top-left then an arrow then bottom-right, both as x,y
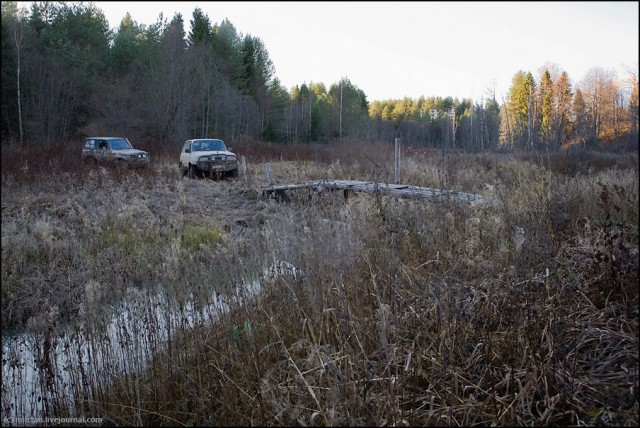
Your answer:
261,179 -> 484,203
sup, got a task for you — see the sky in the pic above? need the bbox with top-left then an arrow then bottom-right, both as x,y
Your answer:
19,1 -> 640,102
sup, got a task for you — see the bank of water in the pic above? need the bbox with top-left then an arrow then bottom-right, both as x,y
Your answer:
1,261 -> 299,423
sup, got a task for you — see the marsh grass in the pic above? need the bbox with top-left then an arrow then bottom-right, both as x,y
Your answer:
1,141 -> 638,426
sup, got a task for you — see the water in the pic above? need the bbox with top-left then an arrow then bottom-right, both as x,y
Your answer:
1,261 -> 300,423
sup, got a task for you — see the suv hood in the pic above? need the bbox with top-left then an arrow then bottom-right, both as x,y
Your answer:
119,148 -> 148,155
196,150 -> 236,157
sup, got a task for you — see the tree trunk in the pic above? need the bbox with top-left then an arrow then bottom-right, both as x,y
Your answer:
13,23 -> 23,145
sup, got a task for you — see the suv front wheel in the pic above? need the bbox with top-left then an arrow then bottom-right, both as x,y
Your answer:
188,164 -> 199,179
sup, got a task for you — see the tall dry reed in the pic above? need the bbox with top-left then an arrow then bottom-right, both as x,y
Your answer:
2,142 -> 638,426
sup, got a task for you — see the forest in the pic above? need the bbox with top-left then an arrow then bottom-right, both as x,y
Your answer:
1,1 -> 638,151
2,2 -> 639,426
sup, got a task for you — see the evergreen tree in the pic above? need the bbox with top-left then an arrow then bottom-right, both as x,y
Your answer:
369,100 -> 383,120
239,35 -> 273,100
328,78 -> 369,140
188,7 -> 211,46
505,70 -> 536,149
554,71 -> 573,148
111,13 -> 140,73
263,77 -> 289,142
309,82 -> 331,142
484,96 -> 501,149
572,88 -> 589,147
211,18 -> 243,83
539,69 -> 554,146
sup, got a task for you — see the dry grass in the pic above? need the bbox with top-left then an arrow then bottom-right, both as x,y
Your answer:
1,141 -> 638,426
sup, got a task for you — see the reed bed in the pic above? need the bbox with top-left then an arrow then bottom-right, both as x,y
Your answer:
1,141 -> 638,426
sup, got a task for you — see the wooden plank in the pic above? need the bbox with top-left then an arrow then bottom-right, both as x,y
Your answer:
261,179 -> 483,202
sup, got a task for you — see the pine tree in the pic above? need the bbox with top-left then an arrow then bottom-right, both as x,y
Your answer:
188,7 -> 211,46
554,71 -> 573,148
506,70 -> 536,149
111,13 -> 140,73
572,88 -> 589,147
539,70 -> 554,146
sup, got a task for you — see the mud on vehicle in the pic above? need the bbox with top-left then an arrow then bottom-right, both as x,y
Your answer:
179,138 -> 239,179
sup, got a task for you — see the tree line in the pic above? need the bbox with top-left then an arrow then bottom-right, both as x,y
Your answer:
1,2 -> 638,151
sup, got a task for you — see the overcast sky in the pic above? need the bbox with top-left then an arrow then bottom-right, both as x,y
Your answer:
20,1 -> 640,102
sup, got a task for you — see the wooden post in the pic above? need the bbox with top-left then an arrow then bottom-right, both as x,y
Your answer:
265,162 -> 272,185
241,155 -> 248,182
394,138 -> 401,184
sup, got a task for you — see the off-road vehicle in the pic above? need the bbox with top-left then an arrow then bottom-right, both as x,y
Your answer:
179,138 -> 238,179
82,137 -> 150,168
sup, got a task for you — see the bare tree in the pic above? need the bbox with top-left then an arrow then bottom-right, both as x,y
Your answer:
579,67 -> 616,146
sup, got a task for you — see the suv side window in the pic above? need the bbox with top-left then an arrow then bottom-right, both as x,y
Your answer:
183,141 -> 191,153
98,140 -> 108,150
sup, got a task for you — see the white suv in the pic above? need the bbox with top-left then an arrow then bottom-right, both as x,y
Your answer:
179,139 -> 238,179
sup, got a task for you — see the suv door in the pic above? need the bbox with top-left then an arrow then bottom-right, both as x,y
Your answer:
95,140 -> 109,162
180,141 -> 192,165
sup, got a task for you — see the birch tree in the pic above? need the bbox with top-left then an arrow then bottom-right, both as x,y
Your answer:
1,1 -> 24,143
579,67 -> 615,147
627,68 -> 639,144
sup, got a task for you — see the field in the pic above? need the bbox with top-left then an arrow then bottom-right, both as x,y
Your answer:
1,141 -> 638,426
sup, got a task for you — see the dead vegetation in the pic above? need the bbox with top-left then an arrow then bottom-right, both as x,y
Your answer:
1,141 -> 638,426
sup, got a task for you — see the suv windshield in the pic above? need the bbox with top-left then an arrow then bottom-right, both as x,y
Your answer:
192,139 -> 227,152
110,138 -> 133,150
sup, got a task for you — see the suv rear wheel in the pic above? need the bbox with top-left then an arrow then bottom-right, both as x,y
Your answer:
84,157 -> 97,166
116,159 -> 130,171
